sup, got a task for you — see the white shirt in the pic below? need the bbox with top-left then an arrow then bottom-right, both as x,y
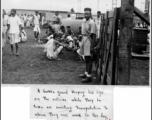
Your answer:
53,24 -> 60,33
8,15 -> 21,34
23,15 -> 27,21
47,34 -> 54,40
20,29 -> 27,40
67,36 -> 73,42
45,39 -> 57,59
42,16 -> 45,21
94,16 -> 101,30
54,15 -> 62,24
33,14 -> 40,25
81,18 -> 96,35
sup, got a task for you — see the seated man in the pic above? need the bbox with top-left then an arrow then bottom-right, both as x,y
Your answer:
40,26 -> 55,44
74,35 -> 85,62
66,30 -> 74,49
59,25 -> 66,34
64,26 -> 74,37
44,33 -> 66,60
19,26 -> 27,42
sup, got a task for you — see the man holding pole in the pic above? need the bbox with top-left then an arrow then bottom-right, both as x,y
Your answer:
79,8 -> 96,83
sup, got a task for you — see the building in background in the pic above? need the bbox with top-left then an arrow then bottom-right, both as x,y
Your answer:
16,9 -> 90,21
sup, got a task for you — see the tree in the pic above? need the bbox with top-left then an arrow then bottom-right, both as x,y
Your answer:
71,8 -> 75,13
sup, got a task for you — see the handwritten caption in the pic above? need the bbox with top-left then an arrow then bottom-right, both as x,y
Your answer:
30,86 -> 113,120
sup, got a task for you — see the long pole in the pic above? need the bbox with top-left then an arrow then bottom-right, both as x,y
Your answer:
117,0 -> 134,85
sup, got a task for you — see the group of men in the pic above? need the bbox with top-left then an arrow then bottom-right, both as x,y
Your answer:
2,8 -> 102,83
41,8 -> 102,83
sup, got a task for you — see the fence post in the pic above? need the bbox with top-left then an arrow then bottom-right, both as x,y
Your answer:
111,8 -> 119,85
117,0 -> 134,85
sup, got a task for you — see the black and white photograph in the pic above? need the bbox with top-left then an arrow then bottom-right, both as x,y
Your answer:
1,1 -> 151,120
1,0 -> 151,85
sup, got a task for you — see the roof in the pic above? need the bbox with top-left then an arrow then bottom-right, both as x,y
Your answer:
16,9 -> 69,13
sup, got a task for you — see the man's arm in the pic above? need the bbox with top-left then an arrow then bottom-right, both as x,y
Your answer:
90,33 -> 96,50
31,16 -> 34,26
6,24 -> 10,34
54,40 -> 66,47
90,21 -> 96,50
19,25 -> 22,34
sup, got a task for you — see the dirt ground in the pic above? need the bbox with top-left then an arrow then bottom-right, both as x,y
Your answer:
2,28 -> 149,85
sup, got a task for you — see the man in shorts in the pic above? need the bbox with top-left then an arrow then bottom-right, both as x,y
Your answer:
32,11 -> 41,42
6,9 -> 22,56
79,8 -> 96,83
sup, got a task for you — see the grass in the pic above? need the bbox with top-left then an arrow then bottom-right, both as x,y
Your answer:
2,28 -> 149,85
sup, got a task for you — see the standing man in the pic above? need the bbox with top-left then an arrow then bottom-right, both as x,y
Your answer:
94,11 -> 101,40
6,9 -> 22,56
24,14 -> 27,27
54,11 -> 62,25
2,9 -> 9,54
32,11 -> 41,42
41,15 -> 45,26
79,8 -> 96,83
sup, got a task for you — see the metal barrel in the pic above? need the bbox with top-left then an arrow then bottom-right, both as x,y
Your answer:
132,28 -> 149,53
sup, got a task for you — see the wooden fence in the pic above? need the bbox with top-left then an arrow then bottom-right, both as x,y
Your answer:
96,8 -> 120,85
96,5 -> 150,85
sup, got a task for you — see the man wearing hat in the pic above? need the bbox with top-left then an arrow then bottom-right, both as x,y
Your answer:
79,8 -> 96,83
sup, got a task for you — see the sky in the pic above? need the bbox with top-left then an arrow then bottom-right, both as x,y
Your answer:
1,0 -> 121,14
2,0 -> 146,14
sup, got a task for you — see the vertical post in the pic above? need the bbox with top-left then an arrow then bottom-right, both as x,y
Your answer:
111,8 -> 119,85
117,0 -> 134,85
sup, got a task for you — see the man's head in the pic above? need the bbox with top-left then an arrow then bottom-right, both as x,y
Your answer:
66,26 -> 71,30
67,30 -> 72,35
78,35 -> 82,41
10,9 -> 16,16
55,11 -> 59,16
35,11 -> 38,15
84,8 -> 92,20
60,25 -> 65,30
97,11 -> 101,18
67,14 -> 71,18
54,33 -> 62,41
48,26 -> 55,34
79,26 -> 81,30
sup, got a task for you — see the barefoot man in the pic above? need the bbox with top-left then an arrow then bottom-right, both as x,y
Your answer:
6,9 -> 22,56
